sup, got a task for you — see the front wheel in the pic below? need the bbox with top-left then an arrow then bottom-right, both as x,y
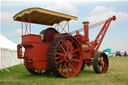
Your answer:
93,52 -> 109,73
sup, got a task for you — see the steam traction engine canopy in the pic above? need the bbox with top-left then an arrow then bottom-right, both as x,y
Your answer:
13,7 -> 78,26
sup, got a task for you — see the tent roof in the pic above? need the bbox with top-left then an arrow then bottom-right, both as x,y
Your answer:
13,7 -> 78,26
0,34 -> 17,50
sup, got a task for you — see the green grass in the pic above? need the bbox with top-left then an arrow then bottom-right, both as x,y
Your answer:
0,57 -> 128,85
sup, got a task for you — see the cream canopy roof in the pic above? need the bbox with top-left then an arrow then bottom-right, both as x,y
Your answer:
13,7 -> 78,26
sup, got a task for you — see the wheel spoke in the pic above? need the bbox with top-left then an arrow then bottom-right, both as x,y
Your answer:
61,62 -> 66,72
69,45 -> 74,52
67,62 -> 70,73
71,60 -> 77,67
72,48 -> 79,54
104,63 -> 107,69
98,61 -> 101,65
59,42 -> 66,53
66,40 -> 74,52
59,63 -> 62,71
66,40 -> 69,52
70,60 -> 77,70
56,59 -> 64,64
55,56 -> 63,59
57,44 -> 64,53
65,64 -> 69,75
71,59 -> 80,62
69,63 -> 76,72
56,52 -> 65,57
101,62 -> 104,66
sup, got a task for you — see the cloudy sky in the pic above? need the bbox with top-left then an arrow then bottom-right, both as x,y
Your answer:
1,0 -> 128,52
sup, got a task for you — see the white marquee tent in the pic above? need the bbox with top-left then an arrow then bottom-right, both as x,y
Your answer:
0,34 -> 22,69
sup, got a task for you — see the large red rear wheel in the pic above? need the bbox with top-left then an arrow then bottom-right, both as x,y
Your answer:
48,35 -> 82,78
93,52 -> 109,73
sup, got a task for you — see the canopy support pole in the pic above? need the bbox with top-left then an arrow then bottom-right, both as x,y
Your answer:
21,14 -> 31,36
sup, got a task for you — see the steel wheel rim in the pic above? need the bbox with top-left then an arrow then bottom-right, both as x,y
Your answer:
55,36 -> 82,77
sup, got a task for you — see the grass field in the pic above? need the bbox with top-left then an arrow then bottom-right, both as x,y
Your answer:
0,57 -> 128,85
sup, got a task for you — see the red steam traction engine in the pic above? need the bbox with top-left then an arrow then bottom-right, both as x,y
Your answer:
13,8 -> 116,78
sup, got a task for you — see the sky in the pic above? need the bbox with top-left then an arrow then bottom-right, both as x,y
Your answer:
0,0 -> 128,52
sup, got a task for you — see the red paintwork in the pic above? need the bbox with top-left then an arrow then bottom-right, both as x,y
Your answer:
74,16 -> 116,63
83,21 -> 89,41
18,34 -> 50,70
17,15 -> 116,77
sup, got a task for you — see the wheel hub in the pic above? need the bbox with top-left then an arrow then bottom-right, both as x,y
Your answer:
66,54 -> 72,60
